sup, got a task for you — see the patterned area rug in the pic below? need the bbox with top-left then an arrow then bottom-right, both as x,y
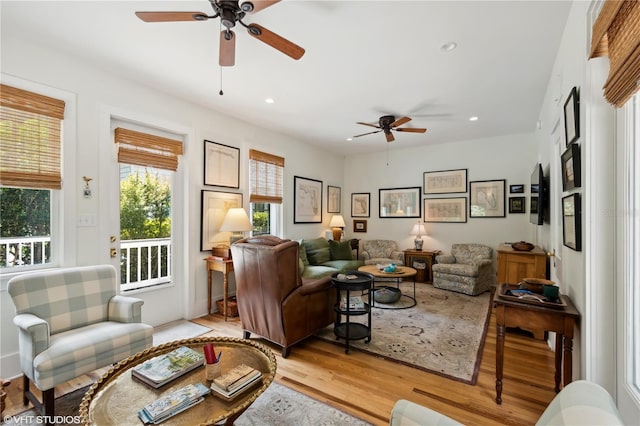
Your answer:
4,383 -> 370,425
316,283 -> 492,384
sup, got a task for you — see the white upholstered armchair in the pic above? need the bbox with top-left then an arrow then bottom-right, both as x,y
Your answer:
8,265 -> 153,421
431,243 -> 495,295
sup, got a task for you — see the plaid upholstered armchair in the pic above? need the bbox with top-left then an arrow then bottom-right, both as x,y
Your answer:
8,265 -> 153,421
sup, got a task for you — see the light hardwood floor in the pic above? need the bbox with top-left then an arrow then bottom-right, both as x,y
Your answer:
3,308 -> 559,425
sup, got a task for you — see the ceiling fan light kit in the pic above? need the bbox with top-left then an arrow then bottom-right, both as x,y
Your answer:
353,115 -> 427,143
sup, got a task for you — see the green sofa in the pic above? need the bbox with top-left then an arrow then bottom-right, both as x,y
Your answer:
299,237 -> 364,280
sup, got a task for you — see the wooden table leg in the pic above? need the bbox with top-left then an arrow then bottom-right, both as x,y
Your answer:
563,333 -> 574,387
223,272 -> 229,322
495,317 -> 505,404
207,270 -> 213,315
554,332 -> 562,392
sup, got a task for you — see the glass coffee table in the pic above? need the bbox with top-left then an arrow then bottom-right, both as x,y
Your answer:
78,337 -> 277,425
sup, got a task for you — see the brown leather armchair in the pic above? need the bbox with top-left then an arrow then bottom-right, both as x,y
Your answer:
230,235 -> 336,358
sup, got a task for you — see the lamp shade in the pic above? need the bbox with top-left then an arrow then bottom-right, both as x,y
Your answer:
220,208 -> 252,232
329,215 -> 346,228
411,223 -> 426,237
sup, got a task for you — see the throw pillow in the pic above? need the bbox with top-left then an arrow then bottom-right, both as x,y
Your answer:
298,240 -> 310,266
304,237 -> 331,265
329,239 -> 353,261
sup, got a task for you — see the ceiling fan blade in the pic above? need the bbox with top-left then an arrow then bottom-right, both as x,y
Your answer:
385,132 -> 395,143
219,30 -> 236,67
353,130 -> 382,138
247,24 -> 305,60
356,121 -> 381,129
390,116 -> 411,128
395,127 -> 427,133
135,11 -> 207,22
241,0 -> 281,14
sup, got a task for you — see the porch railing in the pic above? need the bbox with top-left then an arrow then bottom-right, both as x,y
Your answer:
0,236 -> 50,268
120,238 -> 172,291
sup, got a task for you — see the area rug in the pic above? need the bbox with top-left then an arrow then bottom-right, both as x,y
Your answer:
4,383 -> 370,425
153,319 -> 212,346
316,283 -> 492,384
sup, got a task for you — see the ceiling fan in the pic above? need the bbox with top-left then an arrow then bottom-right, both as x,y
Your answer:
135,0 -> 305,67
353,115 -> 427,143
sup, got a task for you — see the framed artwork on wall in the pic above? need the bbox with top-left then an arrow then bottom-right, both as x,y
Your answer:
353,219 -> 367,233
379,187 -> 421,218
564,86 -> 580,147
423,197 -> 467,223
562,193 -> 582,251
204,140 -> 239,188
561,143 -> 581,191
508,196 -> 526,213
294,176 -> 322,223
327,185 -> 341,213
469,179 -> 506,218
509,184 -> 525,193
351,193 -> 370,217
423,168 -> 468,194
200,190 -> 243,251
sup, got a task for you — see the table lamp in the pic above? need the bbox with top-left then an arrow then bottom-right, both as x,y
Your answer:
220,208 -> 252,244
411,222 -> 427,251
329,215 -> 346,241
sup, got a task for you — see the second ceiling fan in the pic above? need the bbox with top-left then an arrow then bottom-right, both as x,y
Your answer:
135,0 -> 304,67
354,115 -> 427,143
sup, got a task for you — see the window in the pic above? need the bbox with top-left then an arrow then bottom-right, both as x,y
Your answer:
0,84 -> 65,271
249,149 -> 284,237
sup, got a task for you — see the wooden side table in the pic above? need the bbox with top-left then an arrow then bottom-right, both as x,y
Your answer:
205,257 -> 235,321
493,284 -> 580,404
403,249 -> 439,283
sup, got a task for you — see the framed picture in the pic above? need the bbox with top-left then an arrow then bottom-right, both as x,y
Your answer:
564,86 -> 580,146
200,190 -> 243,251
424,197 -> 467,223
423,168 -> 468,194
294,176 -> 322,223
327,186 -> 341,213
469,179 -> 506,218
562,193 -> 582,251
204,140 -> 239,188
508,196 -> 526,213
509,184 -> 525,194
561,143 -> 581,191
353,219 -> 367,233
351,193 -> 370,217
379,187 -> 421,218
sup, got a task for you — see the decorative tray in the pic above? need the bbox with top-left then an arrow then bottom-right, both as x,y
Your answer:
379,267 -> 405,274
497,284 -> 567,309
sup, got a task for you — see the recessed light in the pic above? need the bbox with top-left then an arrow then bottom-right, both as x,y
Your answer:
469,116 -> 479,121
440,42 -> 457,52
265,98 -> 275,104
346,138 -> 353,141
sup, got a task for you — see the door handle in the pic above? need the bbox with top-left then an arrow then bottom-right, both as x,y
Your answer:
110,248 -> 117,258
547,248 -> 556,267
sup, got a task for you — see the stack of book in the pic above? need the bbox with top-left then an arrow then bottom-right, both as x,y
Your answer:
340,295 -> 365,311
209,364 -> 262,401
138,383 -> 210,424
132,346 -> 205,388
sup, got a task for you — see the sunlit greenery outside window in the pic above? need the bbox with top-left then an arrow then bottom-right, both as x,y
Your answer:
251,203 -> 270,235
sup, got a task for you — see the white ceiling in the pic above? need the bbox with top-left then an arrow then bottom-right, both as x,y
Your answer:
1,1 -> 572,155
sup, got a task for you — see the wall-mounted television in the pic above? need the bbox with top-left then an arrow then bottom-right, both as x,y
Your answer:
530,163 -> 547,225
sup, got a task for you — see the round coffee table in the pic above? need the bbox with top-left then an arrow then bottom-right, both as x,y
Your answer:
357,265 -> 417,309
78,337 -> 277,425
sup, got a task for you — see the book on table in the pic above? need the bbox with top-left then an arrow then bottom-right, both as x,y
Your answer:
210,364 -> 262,401
340,295 -> 365,311
132,346 -> 205,388
138,382 -> 210,424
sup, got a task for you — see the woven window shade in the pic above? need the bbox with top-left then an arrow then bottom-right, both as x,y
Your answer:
249,149 -> 284,204
114,127 -> 183,171
589,0 -> 640,107
0,84 -> 65,189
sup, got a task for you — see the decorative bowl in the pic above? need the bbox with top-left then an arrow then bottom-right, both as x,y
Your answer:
519,277 -> 555,293
374,287 -> 401,303
511,241 -> 534,251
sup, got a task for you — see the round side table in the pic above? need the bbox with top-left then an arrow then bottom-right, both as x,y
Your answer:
330,271 -> 373,354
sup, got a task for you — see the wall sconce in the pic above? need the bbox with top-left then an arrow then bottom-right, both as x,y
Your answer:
219,208 -> 252,244
411,222 -> 427,251
329,215 -> 346,241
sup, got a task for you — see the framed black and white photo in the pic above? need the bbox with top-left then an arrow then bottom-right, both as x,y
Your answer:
204,140 -> 239,188
509,184 -> 525,194
564,86 -> 580,146
562,193 -> 582,251
351,193 -> 370,217
561,143 -> 581,191
423,168 -> 468,194
353,219 -> 367,233
200,190 -> 243,251
327,185 -> 341,213
424,197 -> 467,223
379,187 -> 421,218
294,176 -> 322,223
469,179 -> 506,218
508,196 -> 526,214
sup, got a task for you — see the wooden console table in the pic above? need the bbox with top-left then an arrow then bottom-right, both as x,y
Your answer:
205,257 -> 234,321
493,284 -> 580,404
403,249 -> 439,283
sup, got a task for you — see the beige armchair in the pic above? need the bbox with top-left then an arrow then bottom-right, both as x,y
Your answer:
431,243 -> 495,295
360,239 -> 404,266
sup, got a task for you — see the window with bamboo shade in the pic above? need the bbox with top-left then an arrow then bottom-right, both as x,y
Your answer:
114,127 -> 183,171
249,149 -> 284,204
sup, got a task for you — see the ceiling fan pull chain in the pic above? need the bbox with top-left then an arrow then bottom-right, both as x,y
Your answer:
219,67 -> 224,96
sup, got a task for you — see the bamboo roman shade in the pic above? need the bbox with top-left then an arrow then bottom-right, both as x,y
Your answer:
589,0 -> 640,107
114,127 -> 183,171
0,84 -> 65,189
249,149 -> 284,204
